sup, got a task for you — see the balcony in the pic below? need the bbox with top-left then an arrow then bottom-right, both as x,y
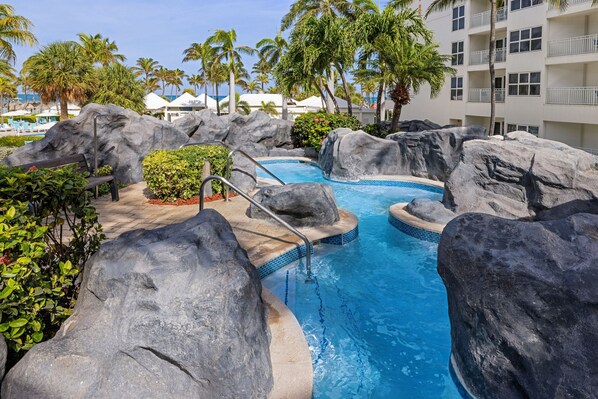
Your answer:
546,87 -> 598,105
469,48 -> 507,65
468,88 -> 506,103
470,7 -> 507,29
548,0 -> 593,9
547,33 -> 598,57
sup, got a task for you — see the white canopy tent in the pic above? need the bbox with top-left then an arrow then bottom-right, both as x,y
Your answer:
2,110 -> 29,117
164,92 -> 207,121
195,93 -> 218,110
144,93 -> 170,111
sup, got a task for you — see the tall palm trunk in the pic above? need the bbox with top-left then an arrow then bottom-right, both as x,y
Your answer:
323,83 -> 340,114
203,70 -> 208,110
336,65 -> 353,116
488,0 -> 497,136
228,68 -> 236,113
161,80 -> 166,96
282,95 -> 288,120
389,84 -> 410,133
376,80 -> 384,125
325,65 -> 335,113
59,95 -> 68,121
215,84 -> 221,116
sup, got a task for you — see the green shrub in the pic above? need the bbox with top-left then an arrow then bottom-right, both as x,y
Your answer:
0,165 -> 105,356
0,115 -> 37,124
0,148 -> 13,160
142,145 -> 229,202
293,111 -> 362,151
363,123 -> 391,138
0,136 -> 43,147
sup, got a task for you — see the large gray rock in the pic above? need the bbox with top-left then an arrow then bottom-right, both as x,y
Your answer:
0,336 -> 6,383
387,125 -> 487,181
404,198 -> 456,224
3,104 -> 189,184
175,109 -> 228,143
443,132 -> 598,219
438,211 -> 598,399
2,210 -> 273,399
231,152 -> 257,193
320,128 -> 402,180
248,183 -> 340,227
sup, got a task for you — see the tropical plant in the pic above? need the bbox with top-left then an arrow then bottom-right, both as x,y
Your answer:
132,57 -> 160,93
221,93 -> 250,115
182,41 -> 214,107
259,101 -> 279,116
209,61 -> 227,115
0,4 -> 37,62
166,68 -> 186,97
207,29 -> 255,114
0,75 -> 15,121
187,74 -> 204,96
293,111 -> 361,150
78,33 -> 126,66
243,80 -> 260,94
257,34 -> 289,116
153,67 -> 170,96
24,41 -> 95,121
88,63 -> 145,113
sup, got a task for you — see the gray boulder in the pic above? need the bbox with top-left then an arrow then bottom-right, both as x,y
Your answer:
438,211 -> 598,399
443,132 -> 598,219
226,112 -> 294,149
3,104 -> 189,184
248,183 -> 340,227
175,109 -> 229,143
320,128 -> 402,180
2,210 -> 273,399
404,198 -> 456,224
0,336 -> 6,382
397,119 -> 443,132
387,125 -> 487,181
231,152 -> 257,193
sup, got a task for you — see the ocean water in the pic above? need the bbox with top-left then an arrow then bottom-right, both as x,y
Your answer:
259,162 -> 462,398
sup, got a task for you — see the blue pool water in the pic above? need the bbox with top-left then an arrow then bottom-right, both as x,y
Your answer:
258,162 -> 462,398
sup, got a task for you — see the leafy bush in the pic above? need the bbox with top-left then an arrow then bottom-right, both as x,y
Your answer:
0,148 -> 13,160
0,165 -> 105,356
93,165 -> 120,197
0,136 -> 43,147
363,123 -> 391,138
143,145 -> 229,202
293,111 -> 361,151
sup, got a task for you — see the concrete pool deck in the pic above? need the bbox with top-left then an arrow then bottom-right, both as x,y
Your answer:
93,181 -> 358,399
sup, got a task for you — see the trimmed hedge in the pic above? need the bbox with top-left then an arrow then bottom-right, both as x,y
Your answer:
293,111 -> 362,151
0,165 -> 104,359
142,145 -> 229,202
0,136 -> 43,147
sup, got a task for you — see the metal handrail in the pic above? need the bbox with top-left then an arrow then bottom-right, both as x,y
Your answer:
199,175 -> 313,282
225,149 -> 286,201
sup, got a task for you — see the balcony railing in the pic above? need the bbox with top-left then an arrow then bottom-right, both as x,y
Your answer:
469,48 -> 507,65
470,7 -> 507,29
547,33 -> 598,57
468,88 -> 506,103
549,0 -> 593,9
546,87 -> 598,105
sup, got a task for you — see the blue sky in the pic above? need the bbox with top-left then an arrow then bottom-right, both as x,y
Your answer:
12,0 -> 389,94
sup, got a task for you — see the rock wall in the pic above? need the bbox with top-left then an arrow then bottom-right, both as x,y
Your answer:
4,104 -> 189,184
438,210 -> 598,398
2,210 -> 273,399
319,126 -> 486,181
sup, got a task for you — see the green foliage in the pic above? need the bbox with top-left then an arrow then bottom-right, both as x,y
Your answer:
0,165 -> 104,355
88,63 -> 145,113
0,115 -> 37,124
0,147 -> 13,160
93,164 -> 116,196
363,123 -> 390,138
143,145 -> 229,202
0,135 -> 42,147
293,111 -> 361,151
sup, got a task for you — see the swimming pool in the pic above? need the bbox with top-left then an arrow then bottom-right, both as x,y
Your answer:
258,162 -> 462,398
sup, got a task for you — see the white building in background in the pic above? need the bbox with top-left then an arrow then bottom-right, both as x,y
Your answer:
402,0 -> 598,152
292,96 -> 377,124
144,93 -> 170,114
164,92 -> 209,122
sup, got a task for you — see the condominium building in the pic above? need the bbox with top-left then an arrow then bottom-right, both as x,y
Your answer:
402,0 -> 598,152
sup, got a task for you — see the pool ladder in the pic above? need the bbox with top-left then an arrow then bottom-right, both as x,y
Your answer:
199,175 -> 313,283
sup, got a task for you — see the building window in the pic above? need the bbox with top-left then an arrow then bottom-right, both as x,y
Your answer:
451,41 -> 464,65
508,72 -> 540,96
511,0 -> 543,11
451,77 -> 463,100
509,27 -> 542,53
452,6 -> 465,31
507,124 -> 539,136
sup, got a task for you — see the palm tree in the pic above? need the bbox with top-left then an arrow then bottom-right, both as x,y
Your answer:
0,4 -> 37,62
221,93 -> 251,115
0,75 -> 16,122
209,60 -> 227,115
88,63 -> 145,113
257,34 -> 289,117
259,100 -> 279,116
78,33 -> 126,66
187,74 -> 204,95
182,41 -> 215,108
154,67 -> 170,96
252,55 -> 271,93
132,57 -> 160,93
166,68 -> 187,97
24,41 -> 95,121
244,80 -> 260,94
207,29 -> 255,114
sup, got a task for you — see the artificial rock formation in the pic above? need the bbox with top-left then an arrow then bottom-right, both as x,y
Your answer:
438,210 -> 598,399
4,104 -> 189,184
319,126 -> 486,181
2,210 -> 273,399
404,198 -> 456,225
248,183 -> 340,227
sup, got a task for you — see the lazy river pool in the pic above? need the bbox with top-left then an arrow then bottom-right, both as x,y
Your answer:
258,161 -> 462,399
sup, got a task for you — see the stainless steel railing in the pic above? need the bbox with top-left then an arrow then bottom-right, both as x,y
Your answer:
225,149 -> 286,201
199,175 -> 313,282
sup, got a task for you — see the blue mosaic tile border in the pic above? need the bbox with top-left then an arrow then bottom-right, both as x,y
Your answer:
388,214 -> 441,244
257,225 -> 359,279
321,225 -> 359,245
